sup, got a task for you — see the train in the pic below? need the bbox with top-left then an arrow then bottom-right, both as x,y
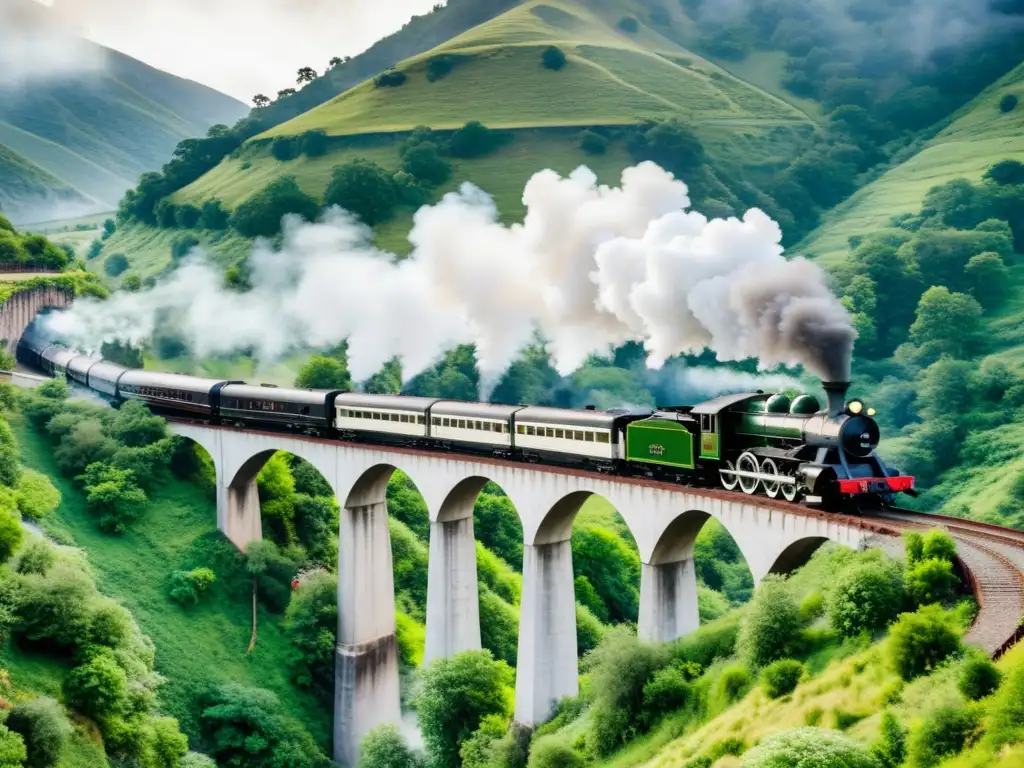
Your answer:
16,332 -> 915,510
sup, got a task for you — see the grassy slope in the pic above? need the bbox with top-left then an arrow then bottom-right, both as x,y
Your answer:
0,143 -> 94,222
6,416 -> 332,748
263,0 -> 809,138
801,61 -> 1024,267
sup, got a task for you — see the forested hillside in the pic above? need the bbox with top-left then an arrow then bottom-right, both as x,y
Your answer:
0,0 -> 245,223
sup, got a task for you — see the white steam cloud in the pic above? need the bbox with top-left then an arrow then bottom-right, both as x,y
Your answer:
0,0 -> 104,87
45,162 -> 856,388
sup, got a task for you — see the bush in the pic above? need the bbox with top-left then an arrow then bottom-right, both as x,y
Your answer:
906,705 -> 979,767
6,696 -> 72,768
15,469 -> 60,524
283,570 -> 337,702
298,130 -> 329,158
618,16 -> 639,32
15,539 -> 55,576
324,159 -> 400,226
871,711 -> 906,768
230,177 -> 320,238
641,665 -> 690,720
104,253 -> 130,277
888,605 -> 962,681
64,651 -> 129,719
360,724 -> 422,768
79,463 -> 148,533
0,725 -> 26,767
200,200 -> 229,230
175,204 -> 201,228
578,130 -> 607,155
426,55 -> 460,82
999,94 -> 1018,113
905,532 -> 924,565
741,727 -> 878,767
375,70 -> 407,87
828,559 -> 904,637
739,575 -> 801,667
906,558 -> 958,606
168,568 -> 216,606
711,663 -> 752,711
958,655 -> 1002,700
542,46 -> 567,71
448,121 -> 507,159
402,144 -> 452,186
271,136 -> 297,162
0,506 -> 22,564
527,733 -> 584,768
799,591 -> 825,622
171,234 -> 201,261
762,659 -> 805,699
120,274 -> 142,292
922,530 -> 956,562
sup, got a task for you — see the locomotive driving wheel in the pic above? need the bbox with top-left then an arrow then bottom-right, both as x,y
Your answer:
719,460 -> 739,491
736,452 -> 760,495
761,458 -> 781,499
781,470 -> 799,502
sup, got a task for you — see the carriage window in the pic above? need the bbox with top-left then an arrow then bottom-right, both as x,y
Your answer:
517,425 -> 525,434
596,432 -> 610,444
372,412 -> 381,420
574,430 -> 584,440
454,419 -> 463,429
525,426 -> 535,436
585,432 -> 594,442
554,429 -> 563,439
441,418 -> 449,427
432,417 -> 440,426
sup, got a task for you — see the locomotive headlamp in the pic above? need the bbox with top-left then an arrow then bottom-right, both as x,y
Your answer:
867,407 -> 876,417
846,400 -> 864,415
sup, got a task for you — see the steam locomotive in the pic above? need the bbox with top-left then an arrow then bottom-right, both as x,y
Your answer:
17,332 -> 915,509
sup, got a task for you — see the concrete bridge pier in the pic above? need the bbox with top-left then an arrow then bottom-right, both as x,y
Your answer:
220,478 -> 263,551
638,559 -> 700,643
425,516 -> 482,663
514,539 -> 578,725
334,487 -> 401,767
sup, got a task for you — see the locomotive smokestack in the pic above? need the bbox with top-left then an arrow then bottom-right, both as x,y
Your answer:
823,381 -> 850,418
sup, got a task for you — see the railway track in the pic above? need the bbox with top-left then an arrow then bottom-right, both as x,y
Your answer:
871,507 -> 1024,657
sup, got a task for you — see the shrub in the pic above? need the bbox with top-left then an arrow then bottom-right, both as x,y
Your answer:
174,204 -> 201,228
905,532 -> 924,565
64,651 -> 129,719
230,177 -> 320,238
168,568 -> 216,606
871,711 -> 906,768
200,200 -> 229,230
360,724 -> 422,768
542,46 -> 567,71
0,506 -> 22,564
762,659 -> 805,699
987,663 -> 1024,748
181,753 -> 217,768
578,130 -> 607,155
402,144 -> 452,186
0,725 -> 26,767
999,93 -> 1018,113
427,55 -> 459,82
271,136 -> 297,162
618,16 -> 639,32
921,529 -> 956,562
906,705 -> 979,767
739,575 -> 801,667
15,539 -> 56,576
799,591 -> 825,622
104,253 -> 130,277
375,70 -> 407,87
323,159 -> 400,226
906,558 -> 957,606
828,559 -> 904,637
298,130 -> 329,158
958,655 -> 1002,700
15,469 -> 60,521
171,234 -> 201,261
6,696 -> 72,768
888,605 -> 962,681
641,665 -> 690,720
527,733 -> 584,768
741,727 -> 878,767
120,274 -> 142,292
711,663 -> 752,711
448,121 -> 506,159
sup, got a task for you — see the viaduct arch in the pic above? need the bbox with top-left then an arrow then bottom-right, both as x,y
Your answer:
0,286 -> 74,354
171,421 -> 895,767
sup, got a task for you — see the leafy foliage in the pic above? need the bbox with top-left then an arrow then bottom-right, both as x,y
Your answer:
230,177 -> 320,238
828,559 -> 904,637
958,654 -> 1002,701
740,727 -> 878,767
541,46 -> 567,71
887,606 -> 962,681
323,159 -> 401,226
5,696 -> 71,768
360,724 -> 424,768
762,659 -> 805,699
739,575 -> 801,667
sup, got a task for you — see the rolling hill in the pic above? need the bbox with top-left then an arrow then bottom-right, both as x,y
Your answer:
0,0 -> 246,223
0,142 -> 96,222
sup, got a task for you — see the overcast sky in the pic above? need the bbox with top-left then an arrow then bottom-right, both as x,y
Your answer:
40,0 -> 444,102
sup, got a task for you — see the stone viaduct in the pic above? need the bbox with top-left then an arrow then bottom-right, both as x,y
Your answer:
0,286 -> 73,355
170,421 -> 896,767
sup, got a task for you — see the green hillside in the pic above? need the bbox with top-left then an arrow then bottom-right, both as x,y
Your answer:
801,61 -> 1024,267
0,143 -> 95,222
0,0 -> 245,221
263,0 -> 810,138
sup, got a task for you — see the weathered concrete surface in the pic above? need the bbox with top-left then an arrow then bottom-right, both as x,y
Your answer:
0,287 -> 73,353
639,560 -> 700,643
425,517 -> 482,664
514,541 -> 578,725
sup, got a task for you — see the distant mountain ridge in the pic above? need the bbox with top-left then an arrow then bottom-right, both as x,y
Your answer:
0,0 -> 246,223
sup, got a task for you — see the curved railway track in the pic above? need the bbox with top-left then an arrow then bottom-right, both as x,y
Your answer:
870,507 -> 1024,657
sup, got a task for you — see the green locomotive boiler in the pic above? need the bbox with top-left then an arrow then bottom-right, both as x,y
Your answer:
622,381 -> 914,508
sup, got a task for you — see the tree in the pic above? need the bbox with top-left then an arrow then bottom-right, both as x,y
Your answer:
230,177 -> 320,238
906,706 -> 980,768
102,218 -> 116,239
909,286 -> 982,357
328,57 -> 343,69
402,144 -> 451,186
15,539 -> 56,576
627,120 -> 705,177
252,94 -> 271,108
416,650 -> 513,767
0,725 -> 26,768
64,651 -> 129,719
571,524 -> 639,623
104,253 -> 130,277
323,160 -> 400,226
298,130 -> 329,158
200,200 -> 229,230
738,575 -> 800,667
6,696 -> 72,768
175,204 -> 202,228
121,274 -> 142,292
277,88 -> 296,99
295,356 -> 351,390
15,468 -> 60,521
79,463 -> 148,533
959,654 -> 1002,700
87,240 -> 103,259
888,606 -> 962,681
360,724 -> 423,768
271,137 -> 297,162
999,93 -> 1018,113
828,558 -> 904,637
743,728 -> 877,768
761,659 -> 805,700
985,159 -> 1024,186
578,130 -> 607,155
448,121 -> 505,159
296,66 -> 318,84
905,558 -> 957,606
964,251 -> 1009,307
374,70 -> 407,87
283,570 -> 336,702
541,46 -> 567,70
